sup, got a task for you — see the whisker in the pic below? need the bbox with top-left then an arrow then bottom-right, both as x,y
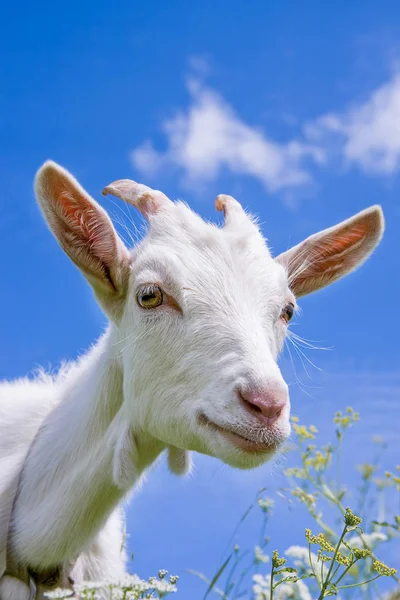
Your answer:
288,330 -> 332,352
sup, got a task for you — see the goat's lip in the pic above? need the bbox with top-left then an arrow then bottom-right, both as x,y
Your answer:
198,412 -> 279,454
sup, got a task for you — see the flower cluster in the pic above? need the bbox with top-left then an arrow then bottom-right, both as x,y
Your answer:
272,549 -> 287,568
291,417 -> 318,442
44,573 -> 178,600
257,496 -> 275,513
352,546 -> 371,559
292,488 -> 317,509
373,560 -> 397,577
344,507 -> 362,529
334,407 -> 359,430
253,573 -> 312,600
384,467 -> 400,491
304,449 -> 332,473
357,462 -> 377,480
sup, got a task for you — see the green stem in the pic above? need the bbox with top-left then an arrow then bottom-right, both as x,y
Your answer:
269,566 -> 274,600
308,542 -> 320,588
301,467 -> 400,586
333,559 -> 359,587
338,574 -> 381,589
317,525 -> 347,600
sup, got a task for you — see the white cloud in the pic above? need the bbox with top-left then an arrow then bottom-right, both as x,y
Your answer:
306,73 -> 400,175
131,78 -> 324,193
131,71 -> 400,194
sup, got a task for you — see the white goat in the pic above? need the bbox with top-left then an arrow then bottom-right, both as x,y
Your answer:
0,162 -> 384,599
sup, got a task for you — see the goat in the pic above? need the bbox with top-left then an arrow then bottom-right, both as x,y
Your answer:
0,161 -> 384,599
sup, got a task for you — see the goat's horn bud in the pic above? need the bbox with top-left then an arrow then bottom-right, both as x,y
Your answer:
215,194 -> 245,223
102,179 -> 171,219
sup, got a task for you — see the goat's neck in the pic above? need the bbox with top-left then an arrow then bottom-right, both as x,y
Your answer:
11,327 -> 164,569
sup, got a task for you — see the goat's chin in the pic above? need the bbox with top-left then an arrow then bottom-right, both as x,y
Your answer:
198,413 -> 289,470
220,445 -> 280,470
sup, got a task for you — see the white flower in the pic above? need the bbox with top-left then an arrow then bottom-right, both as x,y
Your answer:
53,572 -> 178,599
44,590 -> 73,599
285,544 -> 329,579
252,573 -> 312,600
255,545 -> 269,563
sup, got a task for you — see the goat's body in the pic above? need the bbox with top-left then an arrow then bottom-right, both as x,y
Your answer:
0,332 -> 133,598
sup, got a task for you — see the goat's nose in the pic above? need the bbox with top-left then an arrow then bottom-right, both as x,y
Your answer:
238,383 -> 288,427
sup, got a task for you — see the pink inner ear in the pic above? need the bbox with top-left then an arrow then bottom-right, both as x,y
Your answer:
327,225 -> 367,254
46,169 -> 117,265
292,221 -> 372,294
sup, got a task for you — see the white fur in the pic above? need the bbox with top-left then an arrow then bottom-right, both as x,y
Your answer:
0,162 -> 384,598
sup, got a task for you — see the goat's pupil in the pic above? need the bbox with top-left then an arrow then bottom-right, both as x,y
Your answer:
137,285 -> 163,309
281,302 -> 294,323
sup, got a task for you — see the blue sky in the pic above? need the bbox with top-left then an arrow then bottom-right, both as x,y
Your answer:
1,0 -> 399,596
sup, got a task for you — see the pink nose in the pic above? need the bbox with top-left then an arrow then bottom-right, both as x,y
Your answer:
238,384 -> 288,427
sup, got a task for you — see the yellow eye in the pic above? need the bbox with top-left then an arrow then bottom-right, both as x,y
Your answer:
137,285 -> 163,309
281,302 -> 294,323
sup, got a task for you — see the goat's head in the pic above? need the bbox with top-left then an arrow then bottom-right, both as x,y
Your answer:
35,161 -> 384,470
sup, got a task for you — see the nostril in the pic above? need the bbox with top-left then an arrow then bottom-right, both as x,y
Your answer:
238,390 -> 262,415
244,397 -> 262,414
237,385 -> 288,427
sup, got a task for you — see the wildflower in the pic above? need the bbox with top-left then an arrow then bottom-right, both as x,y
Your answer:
253,574 -> 312,600
158,570 -> 168,580
314,450 -> 331,472
284,467 -> 307,478
352,547 -> 372,559
305,529 -> 319,544
44,591 -> 73,599
317,549 -> 332,562
316,533 -> 335,552
334,551 -> 351,567
374,477 -> 392,490
255,545 -> 269,563
344,507 -> 362,528
373,559 -> 397,576
272,549 -> 287,568
257,496 -> 275,513
169,575 -> 179,585
293,488 -> 316,509
334,408 -> 359,429
285,545 -> 328,579
293,423 -> 317,441
357,463 -> 377,480
304,449 -> 331,472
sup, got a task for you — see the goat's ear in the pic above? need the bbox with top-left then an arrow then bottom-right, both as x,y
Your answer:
276,206 -> 384,298
35,161 -> 131,319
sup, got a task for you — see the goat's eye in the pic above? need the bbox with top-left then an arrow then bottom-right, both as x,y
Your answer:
137,285 -> 163,309
281,302 -> 294,323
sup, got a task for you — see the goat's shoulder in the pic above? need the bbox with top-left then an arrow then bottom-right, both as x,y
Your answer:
0,365 -> 72,456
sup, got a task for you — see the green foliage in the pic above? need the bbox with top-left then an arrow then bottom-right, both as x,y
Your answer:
194,408 -> 399,599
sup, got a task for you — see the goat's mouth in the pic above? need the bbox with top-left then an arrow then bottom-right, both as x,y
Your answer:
198,412 -> 282,454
